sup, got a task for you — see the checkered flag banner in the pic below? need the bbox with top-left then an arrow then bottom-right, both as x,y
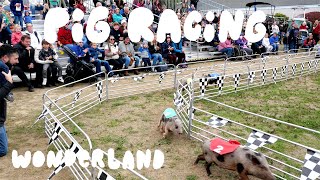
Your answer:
300,149 -> 320,180
272,68 -> 277,82
315,59 -> 319,69
159,73 -> 165,84
174,91 -> 183,108
187,107 -> 195,120
308,61 -> 312,70
206,115 -> 228,128
261,69 -> 267,84
301,62 -> 305,73
48,122 -> 62,145
33,106 -> 49,126
199,77 -> 208,96
217,76 -> 224,94
245,130 -> 278,150
97,168 -> 115,180
233,74 -> 240,91
291,64 -> 297,76
48,142 -> 80,179
248,71 -> 255,83
281,65 -> 288,77
96,81 -> 103,102
72,90 -> 82,108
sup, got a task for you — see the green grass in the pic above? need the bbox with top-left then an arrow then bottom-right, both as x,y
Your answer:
186,175 -> 199,180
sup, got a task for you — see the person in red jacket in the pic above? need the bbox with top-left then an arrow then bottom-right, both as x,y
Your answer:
303,34 -> 316,49
57,23 -> 73,46
74,0 -> 86,13
313,20 -> 320,43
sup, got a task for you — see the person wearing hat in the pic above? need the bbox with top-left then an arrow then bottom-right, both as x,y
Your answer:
269,32 -> 279,52
118,33 -> 140,75
112,7 -> 123,24
119,18 -> 127,34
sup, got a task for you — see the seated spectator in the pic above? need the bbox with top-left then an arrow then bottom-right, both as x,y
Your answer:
38,40 -> 64,86
112,8 -> 123,24
262,33 -> 273,52
174,38 -> 186,65
88,42 -> 113,77
57,23 -> 73,46
303,34 -> 316,49
105,35 -> 125,76
144,0 -> 152,10
137,0 -> 144,7
300,22 -> 308,30
12,35 -> 35,91
74,0 -> 86,13
187,4 -> 195,12
110,22 -> 123,43
118,33 -> 140,75
218,35 -> 234,58
119,19 -> 127,34
138,41 -> 152,68
161,34 -> 177,65
121,6 -> 130,20
269,32 -> 279,52
23,11 -> 32,25
251,39 -> 266,55
69,41 -> 89,63
49,0 -> 59,8
148,34 -> 163,66
0,6 -> 12,44
11,24 -> 22,45
235,35 -> 253,57
29,0 -> 43,16
42,3 -> 49,19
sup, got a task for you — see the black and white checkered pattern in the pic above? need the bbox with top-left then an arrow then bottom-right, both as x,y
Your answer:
47,142 -> 80,179
300,149 -> 320,180
48,122 -> 62,145
97,168 -> 115,180
174,91 -> 183,108
245,130 -> 278,150
72,90 -> 82,108
217,76 -> 224,93
261,69 -> 267,84
248,71 -> 255,83
272,68 -> 277,82
301,63 -> 305,73
291,64 -> 297,76
308,61 -> 313,71
281,65 -> 288,77
96,81 -> 103,102
199,78 -> 208,96
159,73 -> 165,84
315,59 -> 319,69
34,106 -> 49,125
206,115 -> 228,128
133,75 -> 145,81
233,74 -> 241,91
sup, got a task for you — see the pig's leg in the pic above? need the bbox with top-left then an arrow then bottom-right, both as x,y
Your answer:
158,115 -> 164,127
194,154 -> 205,164
205,161 -> 212,176
237,163 -> 249,180
163,125 -> 169,138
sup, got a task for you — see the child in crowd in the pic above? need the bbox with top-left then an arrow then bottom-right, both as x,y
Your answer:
24,11 -> 32,25
138,41 -> 152,68
38,40 -> 64,86
88,42 -> 114,77
11,24 -> 23,45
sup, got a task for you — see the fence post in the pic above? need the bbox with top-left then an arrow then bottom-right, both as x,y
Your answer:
173,65 -> 177,89
105,72 -> 109,101
188,73 -> 195,138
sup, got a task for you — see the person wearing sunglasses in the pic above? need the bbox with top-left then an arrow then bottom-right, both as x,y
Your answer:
105,35 -> 125,76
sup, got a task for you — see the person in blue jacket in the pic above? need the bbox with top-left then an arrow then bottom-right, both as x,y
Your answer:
138,41 -> 152,67
269,32 -> 279,52
10,0 -> 24,28
88,42 -> 113,77
174,38 -> 186,66
161,34 -> 177,65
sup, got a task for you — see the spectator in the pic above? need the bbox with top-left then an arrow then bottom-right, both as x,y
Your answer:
235,35 -> 253,57
187,4 -> 195,12
313,20 -> 320,43
122,6 -> 130,20
190,0 -> 198,9
11,24 -> 23,45
112,7 -> 123,24
138,41 -> 152,68
29,0 -> 43,15
262,33 -> 273,52
161,34 -> 177,65
303,34 -> 316,49
300,21 -> 308,30
23,11 -> 32,25
148,34 -> 163,66
69,41 -> 89,63
74,0 -> 86,13
289,24 -> 299,53
144,0 -> 152,10
118,33 -> 140,75
12,35 -> 35,91
180,3 -> 187,14
136,0 -> 144,7
88,42 -> 114,77
251,39 -> 266,55
0,7 -> 12,44
42,3 -> 49,19
110,22 -> 123,43
119,19 -> 127,34
10,0 -> 24,28
283,32 -> 289,52
57,22 -> 73,46
38,39 -> 64,86
105,35 -> 125,76
24,23 -> 43,67
269,32 -> 279,52
174,38 -> 186,65
49,0 -> 59,8
271,21 -> 279,35
218,35 -> 234,58
212,12 -> 219,24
